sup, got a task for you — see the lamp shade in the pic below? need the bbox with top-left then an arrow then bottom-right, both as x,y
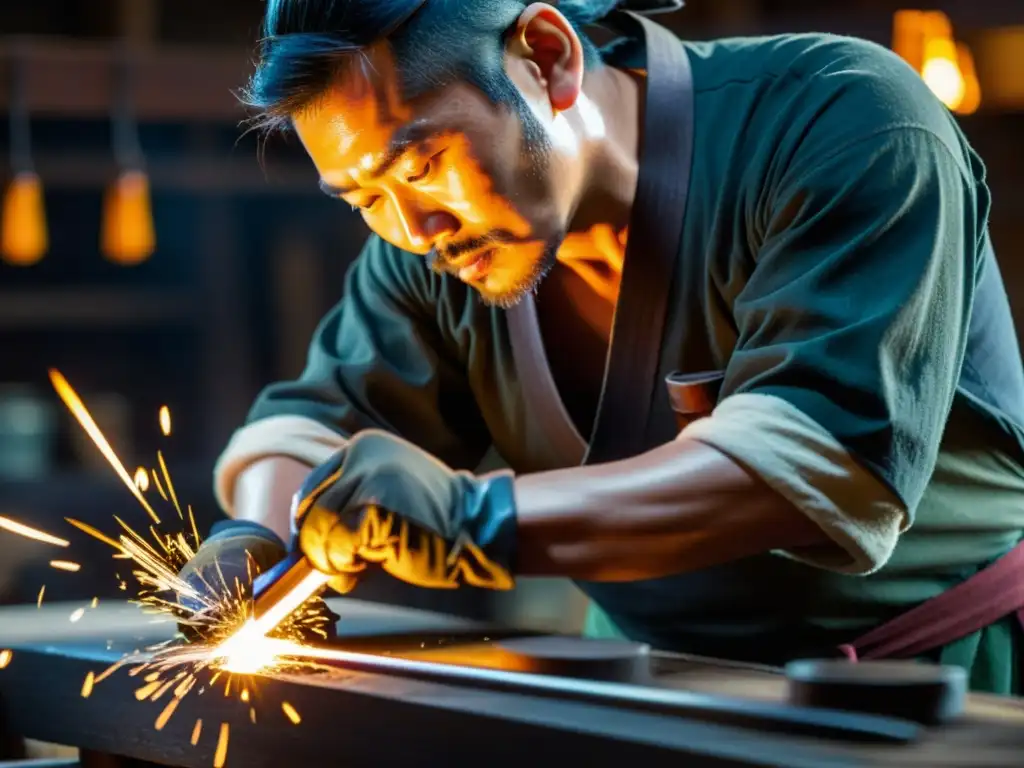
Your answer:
101,169 -> 154,266
1,171 -> 47,266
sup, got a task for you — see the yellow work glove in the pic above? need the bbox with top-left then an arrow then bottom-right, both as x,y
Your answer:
293,430 -> 517,595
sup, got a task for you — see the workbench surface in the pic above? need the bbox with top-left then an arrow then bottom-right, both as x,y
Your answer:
1,600 -> 1023,767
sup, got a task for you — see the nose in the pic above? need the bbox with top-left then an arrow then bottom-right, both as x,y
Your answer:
388,191 -> 460,254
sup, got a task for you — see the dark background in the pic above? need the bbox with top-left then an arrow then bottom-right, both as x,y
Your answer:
0,0 -> 1021,628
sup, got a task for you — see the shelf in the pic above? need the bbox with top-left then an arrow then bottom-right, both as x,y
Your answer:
0,38 -> 250,121
0,288 -> 199,328
29,153 -> 318,194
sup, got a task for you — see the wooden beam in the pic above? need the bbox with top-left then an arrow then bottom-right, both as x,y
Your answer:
1,3 -> 1023,120
27,153 -> 319,194
0,39 -> 250,121
0,288 -> 198,329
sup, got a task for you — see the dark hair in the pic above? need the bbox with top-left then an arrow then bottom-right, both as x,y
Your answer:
241,0 -> 626,133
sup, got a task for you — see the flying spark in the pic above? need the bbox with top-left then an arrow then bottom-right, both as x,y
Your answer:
37,585 -> 45,608
0,515 -> 70,547
281,701 -> 301,725
49,369 -> 161,524
213,723 -> 230,768
50,560 -> 81,572
0,650 -> 11,669
159,405 -> 172,436
46,370 -> 333,764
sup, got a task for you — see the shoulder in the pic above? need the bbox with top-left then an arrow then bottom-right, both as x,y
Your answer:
688,33 -> 973,173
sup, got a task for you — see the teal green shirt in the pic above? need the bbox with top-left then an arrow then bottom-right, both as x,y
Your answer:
246,31 -> 1024,685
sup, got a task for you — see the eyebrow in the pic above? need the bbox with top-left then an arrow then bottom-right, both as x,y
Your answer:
318,120 -> 442,197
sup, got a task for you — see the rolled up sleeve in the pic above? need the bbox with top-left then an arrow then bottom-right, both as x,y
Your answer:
708,125 -> 985,573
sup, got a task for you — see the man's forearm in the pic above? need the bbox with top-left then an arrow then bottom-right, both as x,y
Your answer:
512,436 -> 829,581
231,456 -> 315,542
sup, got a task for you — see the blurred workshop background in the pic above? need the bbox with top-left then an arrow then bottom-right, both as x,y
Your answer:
0,0 -> 1021,632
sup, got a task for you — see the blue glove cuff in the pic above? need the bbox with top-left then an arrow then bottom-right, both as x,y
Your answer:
460,470 -> 518,574
206,519 -> 286,550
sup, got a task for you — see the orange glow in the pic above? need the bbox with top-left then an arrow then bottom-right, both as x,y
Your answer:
1,172 -> 47,266
101,170 -> 155,266
893,10 -> 981,114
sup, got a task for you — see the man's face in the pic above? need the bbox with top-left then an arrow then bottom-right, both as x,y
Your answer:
293,35 -> 583,307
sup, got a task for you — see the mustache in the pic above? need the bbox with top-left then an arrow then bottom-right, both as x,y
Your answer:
429,231 -> 522,269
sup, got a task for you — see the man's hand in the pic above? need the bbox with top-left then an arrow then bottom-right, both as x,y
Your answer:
176,519 -> 336,642
294,430 -> 517,594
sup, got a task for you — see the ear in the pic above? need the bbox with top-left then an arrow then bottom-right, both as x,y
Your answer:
507,3 -> 585,113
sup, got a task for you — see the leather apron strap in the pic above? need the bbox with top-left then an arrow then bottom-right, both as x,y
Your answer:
583,10 -> 696,465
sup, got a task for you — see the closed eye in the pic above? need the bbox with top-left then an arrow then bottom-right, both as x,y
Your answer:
351,196 -> 381,212
407,150 -> 446,184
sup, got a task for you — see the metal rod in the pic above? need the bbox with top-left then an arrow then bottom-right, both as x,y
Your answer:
268,641 -> 921,745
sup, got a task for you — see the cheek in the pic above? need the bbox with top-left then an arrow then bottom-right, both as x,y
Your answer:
437,141 -> 535,235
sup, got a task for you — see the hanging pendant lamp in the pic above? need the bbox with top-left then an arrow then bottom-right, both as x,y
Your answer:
101,47 -> 154,266
1,51 -> 48,267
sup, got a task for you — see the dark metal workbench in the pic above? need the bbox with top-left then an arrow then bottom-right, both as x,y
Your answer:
1,599 -> 1023,767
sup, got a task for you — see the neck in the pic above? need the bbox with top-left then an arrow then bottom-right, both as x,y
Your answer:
556,64 -> 643,296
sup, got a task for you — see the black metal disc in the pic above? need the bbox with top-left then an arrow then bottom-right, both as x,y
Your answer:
785,659 -> 967,725
497,636 -> 652,684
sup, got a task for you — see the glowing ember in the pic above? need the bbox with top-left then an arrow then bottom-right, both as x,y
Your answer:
36,585 -> 45,608
91,597 -> 99,608
281,701 -> 301,725
134,467 -> 150,491
0,650 -> 11,669
81,671 -> 95,698
213,723 -> 230,768
0,514 -> 70,547
159,405 -> 172,436
155,698 -> 180,730
190,719 -> 203,746
69,608 -> 86,623
51,560 -> 81,572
